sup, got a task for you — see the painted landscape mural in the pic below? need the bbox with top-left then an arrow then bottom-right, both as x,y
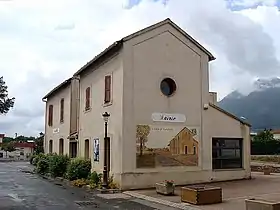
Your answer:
136,125 -> 199,168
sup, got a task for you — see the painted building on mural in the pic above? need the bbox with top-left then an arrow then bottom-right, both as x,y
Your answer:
43,18 -> 251,190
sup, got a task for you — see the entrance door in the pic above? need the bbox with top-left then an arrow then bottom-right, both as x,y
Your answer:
69,142 -> 77,158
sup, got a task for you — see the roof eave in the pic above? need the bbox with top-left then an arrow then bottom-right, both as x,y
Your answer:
42,78 -> 72,101
209,103 -> 251,127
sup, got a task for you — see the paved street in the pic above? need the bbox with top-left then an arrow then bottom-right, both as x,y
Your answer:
0,162 -> 176,210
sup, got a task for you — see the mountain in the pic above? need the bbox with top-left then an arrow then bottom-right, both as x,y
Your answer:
218,78 -> 280,131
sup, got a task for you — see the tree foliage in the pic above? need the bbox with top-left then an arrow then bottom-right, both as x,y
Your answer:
0,76 -> 15,114
251,129 -> 280,155
34,132 -> 44,154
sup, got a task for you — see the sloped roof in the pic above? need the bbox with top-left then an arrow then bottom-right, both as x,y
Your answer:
73,18 -> 215,77
209,103 -> 251,127
42,78 -> 72,100
43,18 -> 215,100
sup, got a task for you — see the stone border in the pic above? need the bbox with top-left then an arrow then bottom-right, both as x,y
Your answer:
123,191 -> 201,210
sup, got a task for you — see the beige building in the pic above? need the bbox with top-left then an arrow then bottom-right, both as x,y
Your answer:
43,18 -> 251,190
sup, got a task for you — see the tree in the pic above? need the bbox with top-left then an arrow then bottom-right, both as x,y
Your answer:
0,76 -> 15,114
252,129 -> 280,155
34,132 -> 44,154
1,142 -> 16,157
136,125 -> 150,156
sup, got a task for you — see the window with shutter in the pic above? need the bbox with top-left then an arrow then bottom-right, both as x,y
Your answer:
104,75 -> 111,103
85,87 -> 91,110
48,105 -> 53,126
60,98 -> 64,123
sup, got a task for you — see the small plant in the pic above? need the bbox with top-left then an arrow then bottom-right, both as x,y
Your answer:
66,158 -> 91,181
163,180 -> 175,187
71,178 -> 88,187
108,175 -> 119,189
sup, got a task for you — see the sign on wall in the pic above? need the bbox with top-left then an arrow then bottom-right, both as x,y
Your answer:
53,128 -> 59,134
151,113 -> 186,123
93,138 -> 100,162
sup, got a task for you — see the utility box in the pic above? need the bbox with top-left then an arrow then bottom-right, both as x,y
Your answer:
245,198 -> 280,210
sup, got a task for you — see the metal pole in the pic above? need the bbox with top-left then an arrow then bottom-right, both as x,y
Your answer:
102,121 -> 108,189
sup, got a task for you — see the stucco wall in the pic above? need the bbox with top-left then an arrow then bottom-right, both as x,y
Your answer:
78,53 -> 123,174
117,22 -> 250,189
44,85 -> 71,155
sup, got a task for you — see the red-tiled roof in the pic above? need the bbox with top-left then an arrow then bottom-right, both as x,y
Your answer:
14,142 -> 35,148
272,130 -> 280,134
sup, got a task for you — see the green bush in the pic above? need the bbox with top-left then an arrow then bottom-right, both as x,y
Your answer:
48,154 -> 70,177
66,158 -> 91,181
32,153 -> 46,166
36,158 -> 49,175
89,171 -> 102,185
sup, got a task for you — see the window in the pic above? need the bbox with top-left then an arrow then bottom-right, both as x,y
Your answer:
212,138 -> 243,170
104,75 -> 111,103
48,105 -> 53,126
160,78 -> 176,96
59,138 -> 64,155
60,98 -> 64,123
49,140 -> 53,154
85,139 -> 89,159
69,142 -> 77,158
85,87 -> 91,110
184,146 -> 188,154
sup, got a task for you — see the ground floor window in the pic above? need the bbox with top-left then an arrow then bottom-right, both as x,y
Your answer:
85,139 -> 89,159
59,138 -> 64,155
49,140 -> 53,154
69,142 -> 77,158
212,138 -> 243,170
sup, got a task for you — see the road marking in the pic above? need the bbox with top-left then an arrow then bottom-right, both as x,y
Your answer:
8,193 -> 24,202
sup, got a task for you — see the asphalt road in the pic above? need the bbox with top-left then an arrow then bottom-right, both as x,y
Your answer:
0,162 -> 177,210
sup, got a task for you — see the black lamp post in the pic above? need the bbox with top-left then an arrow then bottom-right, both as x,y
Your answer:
102,112 -> 110,189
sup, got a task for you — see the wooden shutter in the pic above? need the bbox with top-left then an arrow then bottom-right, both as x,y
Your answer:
60,98 -> 64,122
85,87 -> 90,110
48,105 -> 53,126
104,75 -> 111,103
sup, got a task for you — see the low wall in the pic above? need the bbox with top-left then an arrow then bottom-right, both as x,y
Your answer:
115,169 -> 251,190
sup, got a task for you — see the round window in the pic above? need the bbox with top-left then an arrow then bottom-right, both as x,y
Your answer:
160,78 -> 177,96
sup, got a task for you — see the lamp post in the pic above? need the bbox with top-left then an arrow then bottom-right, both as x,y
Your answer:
102,112 -> 110,189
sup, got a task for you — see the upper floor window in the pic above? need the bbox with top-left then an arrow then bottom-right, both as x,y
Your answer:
85,87 -> 91,110
104,75 -> 111,103
60,98 -> 64,123
48,105 -> 53,126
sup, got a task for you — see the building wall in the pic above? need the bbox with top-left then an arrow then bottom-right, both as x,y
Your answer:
117,22 -> 250,189
44,85 -> 71,155
209,92 -> 217,105
78,53 -> 124,174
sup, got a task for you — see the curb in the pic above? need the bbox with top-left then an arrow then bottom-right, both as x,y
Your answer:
123,191 -> 201,210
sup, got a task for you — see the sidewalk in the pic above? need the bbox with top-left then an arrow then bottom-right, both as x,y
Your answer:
123,172 -> 280,210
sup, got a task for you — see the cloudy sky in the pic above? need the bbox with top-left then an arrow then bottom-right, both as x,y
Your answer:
1,0 -> 280,137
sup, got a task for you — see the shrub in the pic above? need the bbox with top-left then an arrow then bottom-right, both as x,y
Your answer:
48,154 -> 70,177
66,158 -> 91,181
71,178 -> 88,187
33,153 -> 46,166
30,155 -> 35,165
88,171 -> 102,185
36,158 -> 49,175
108,175 -> 119,189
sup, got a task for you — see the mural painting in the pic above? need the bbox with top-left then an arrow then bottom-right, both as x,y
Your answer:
136,125 -> 199,168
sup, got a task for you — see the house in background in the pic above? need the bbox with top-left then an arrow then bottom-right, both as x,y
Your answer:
43,18 -> 251,190
0,142 -> 35,159
272,130 -> 280,140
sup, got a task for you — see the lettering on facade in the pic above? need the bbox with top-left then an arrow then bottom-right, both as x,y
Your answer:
152,113 -> 186,123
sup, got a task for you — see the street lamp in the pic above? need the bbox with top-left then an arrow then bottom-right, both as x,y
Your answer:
102,112 -> 110,189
